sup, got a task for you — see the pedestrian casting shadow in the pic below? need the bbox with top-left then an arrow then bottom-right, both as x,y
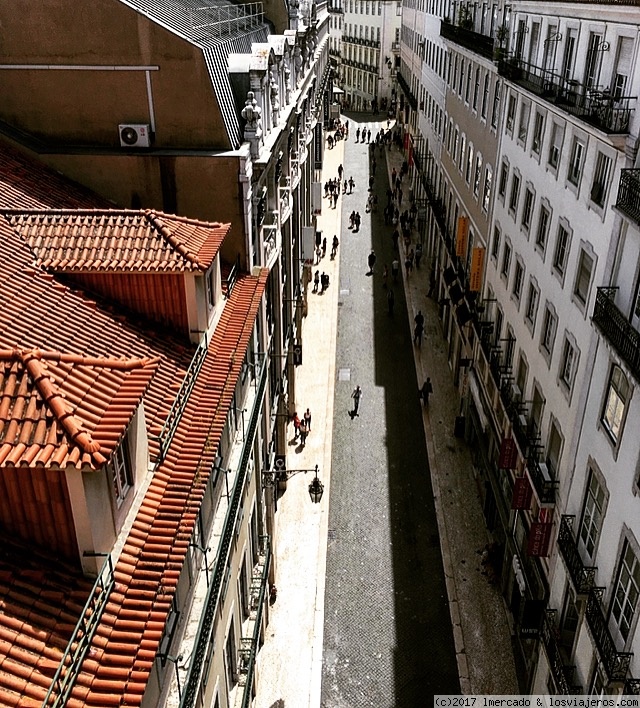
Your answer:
348,409 -> 360,419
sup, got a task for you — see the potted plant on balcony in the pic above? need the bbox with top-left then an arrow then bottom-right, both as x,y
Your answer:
494,24 -> 509,61
458,5 -> 473,30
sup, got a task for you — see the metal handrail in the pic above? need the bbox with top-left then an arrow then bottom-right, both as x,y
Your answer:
157,336 -> 209,460
240,537 -> 272,708
42,555 -> 115,707
179,356 -> 267,707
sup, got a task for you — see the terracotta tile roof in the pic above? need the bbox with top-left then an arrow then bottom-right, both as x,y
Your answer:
4,209 -> 228,273
0,538 -> 95,708
70,268 -> 269,707
0,141 -> 112,210
0,348 -> 159,470
0,216 -> 269,706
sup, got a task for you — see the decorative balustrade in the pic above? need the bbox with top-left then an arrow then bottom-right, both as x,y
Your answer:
440,20 -> 494,60
558,516 -> 597,594
586,587 -> 633,682
541,610 -> 582,694
496,56 -> 634,134
592,287 -> 640,384
616,169 -> 640,227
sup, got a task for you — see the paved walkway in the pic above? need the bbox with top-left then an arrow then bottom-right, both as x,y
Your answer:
255,113 -> 518,708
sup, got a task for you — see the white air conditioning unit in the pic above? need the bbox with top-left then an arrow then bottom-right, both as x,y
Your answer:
118,123 -> 151,148
510,383 -> 522,402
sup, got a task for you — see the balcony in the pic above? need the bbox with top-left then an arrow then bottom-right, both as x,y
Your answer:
440,20 -> 494,60
541,610 -> 582,694
586,587 -> 633,682
497,57 -> 635,135
396,71 -> 418,111
558,516 -> 597,595
615,169 -> 640,227
592,287 -> 640,384
526,455 -> 557,506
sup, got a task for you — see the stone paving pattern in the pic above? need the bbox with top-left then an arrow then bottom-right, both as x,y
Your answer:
255,113 -> 519,708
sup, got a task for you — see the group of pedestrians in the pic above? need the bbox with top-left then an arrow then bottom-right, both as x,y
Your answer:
292,408 -> 312,445
326,118 -> 349,148
313,269 -> 331,294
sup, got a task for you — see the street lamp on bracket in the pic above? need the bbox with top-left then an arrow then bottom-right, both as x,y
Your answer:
262,462 -> 324,504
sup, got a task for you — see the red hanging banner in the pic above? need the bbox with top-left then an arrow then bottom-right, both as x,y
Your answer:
498,437 -> 518,470
511,476 -> 533,510
527,521 -> 553,557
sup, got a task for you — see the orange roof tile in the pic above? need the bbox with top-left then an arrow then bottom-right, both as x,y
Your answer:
71,268 -> 269,706
0,348 -> 159,470
4,209 -> 229,273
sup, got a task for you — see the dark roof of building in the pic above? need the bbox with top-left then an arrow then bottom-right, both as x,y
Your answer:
119,0 -> 272,147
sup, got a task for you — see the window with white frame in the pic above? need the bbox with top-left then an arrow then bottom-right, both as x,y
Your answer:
491,81 -> 501,128
601,364 -> 630,444
491,224 -> 501,261
532,111 -> 544,154
611,540 -> 640,642
546,419 -> 563,477
459,134 -> 466,171
509,172 -> 521,215
482,165 -> 492,212
501,240 -> 512,280
553,222 -> 571,277
458,59 -> 465,94
473,154 -> 482,196
573,247 -> 594,306
579,467 -> 606,559
481,73 -> 489,118
518,101 -> 530,143
548,122 -> 564,169
498,160 -> 509,198
465,63 -> 472,102
559,334 -> 578,391
535,204 -> 551,253
512,259 -> 525,302
521,187 -> 534,231
540,302 -> 557,356
525,279 -> 539,327
567,136 -> 586,186
590,151 -> 612,208
466,144 -> 474,183
506,94 -> 517,133
109,436 -> 133,509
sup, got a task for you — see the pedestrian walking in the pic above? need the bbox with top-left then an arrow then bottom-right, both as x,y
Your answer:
331,235 -> 339,259
414,309 -> 425,330
415,242 -> 423,269
351,385 -> 362,416
413,321 -> 424,346
348,176 -> 355,193
343,179 -> 347,194
382,264 -> 388,288
299,418 -> 308,445
321,272 -> 329,292
293,411 -> 301,439
369,175 -> 374,191
304,407 -> 312,431
420,378 -> 433,405
367,249 -> 376,274
313,270 -> 320,292
322,237 -> 327,258
387,288 -> 395,315
367,129 -> 371,142
405,254 -> 413,275
391,258 -> 399,282
356,127 -> 361,142
338,164 -> 344,180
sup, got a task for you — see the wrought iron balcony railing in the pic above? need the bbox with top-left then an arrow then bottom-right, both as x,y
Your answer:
558,516 -> 597,595
396,71 -> 418,111
527,454 -> 557,505
592,287 -> 640,384
586,587 -> 633,683
616,169 -> 640,226
497,56 -> 634,134
541,610 -> 582,694
440,20 -> 495,60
